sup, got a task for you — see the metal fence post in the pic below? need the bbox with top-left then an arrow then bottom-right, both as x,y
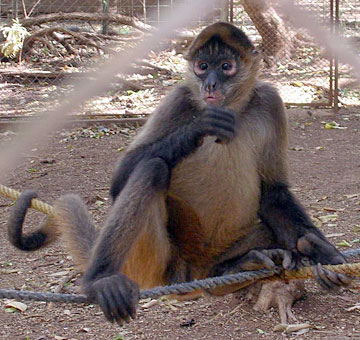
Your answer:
334,0 -> 340,112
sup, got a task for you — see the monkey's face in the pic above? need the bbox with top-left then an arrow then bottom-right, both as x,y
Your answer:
193,57 -> 238,106
192,39 -> 240,106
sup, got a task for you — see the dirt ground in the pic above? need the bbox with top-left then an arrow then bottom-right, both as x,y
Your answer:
0,107 -> 359,340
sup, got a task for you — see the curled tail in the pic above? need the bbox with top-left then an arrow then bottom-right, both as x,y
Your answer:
7,190 -> 52,251
7,190 -> 97,271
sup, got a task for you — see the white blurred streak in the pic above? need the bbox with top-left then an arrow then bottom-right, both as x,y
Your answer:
271,0 -> 360,74
0,0 -> 216,182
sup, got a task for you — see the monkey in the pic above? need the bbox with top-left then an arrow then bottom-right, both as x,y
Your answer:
8,22 -> 351,326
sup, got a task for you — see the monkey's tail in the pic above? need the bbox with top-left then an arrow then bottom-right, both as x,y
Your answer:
7,190 -> 51,251
7,190 -> 97,271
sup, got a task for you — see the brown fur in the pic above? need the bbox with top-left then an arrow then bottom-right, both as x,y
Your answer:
41,23 -> 287,288
8,24 -> 349,326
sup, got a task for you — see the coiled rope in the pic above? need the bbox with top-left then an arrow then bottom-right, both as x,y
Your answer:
0,183 -> 359,305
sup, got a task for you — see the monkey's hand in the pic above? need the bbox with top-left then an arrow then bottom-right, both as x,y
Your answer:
83,274 -> 140,326
210,248 -> 297,277
259,181 -> 353,290
297,233 -> 353,290
197,106 -> 236,144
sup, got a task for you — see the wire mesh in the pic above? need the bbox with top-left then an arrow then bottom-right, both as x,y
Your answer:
0,0 -> 355,120
334,0 -> 360,107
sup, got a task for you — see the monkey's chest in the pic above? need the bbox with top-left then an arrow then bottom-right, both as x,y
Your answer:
168,137 -> 260,255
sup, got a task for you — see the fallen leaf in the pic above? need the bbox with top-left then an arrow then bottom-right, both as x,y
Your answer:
285,323 -> 312,333
345,193 -> 359,199
326,233 -> 345,238
274,323 -> 312,333
323,207 -> 337,212
273,324 -> 287,332
324,121 -> 347,129
0,269 -> 21,274
336,240 -> 352,247
79,327 -> 90,333
5,301 -> 27,312
141,299 -> 158,309
347,303 -> 360,312
318,214 -> 338,223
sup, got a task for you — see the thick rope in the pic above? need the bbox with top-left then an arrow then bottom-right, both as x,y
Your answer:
0,184 -> 55,216
0,253 -> 359,305
1,183 -> 359,305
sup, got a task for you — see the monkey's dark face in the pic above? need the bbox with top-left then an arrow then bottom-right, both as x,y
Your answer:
193,38 -> 239,106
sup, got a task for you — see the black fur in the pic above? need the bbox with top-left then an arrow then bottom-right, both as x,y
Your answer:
7,190 -> 48,251
258,181 -> 346,264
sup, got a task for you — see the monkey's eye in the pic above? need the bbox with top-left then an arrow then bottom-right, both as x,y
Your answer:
194,61 -> 209,75
222,62 -> 232,71
199,62 -> 208,70
221,60 -> 237,76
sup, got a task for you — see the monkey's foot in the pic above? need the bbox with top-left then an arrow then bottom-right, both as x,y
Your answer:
234,281 -> 305,324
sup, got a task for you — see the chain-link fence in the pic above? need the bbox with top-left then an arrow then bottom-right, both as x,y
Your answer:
335,0 -> 360,108
0,0 -> 358,120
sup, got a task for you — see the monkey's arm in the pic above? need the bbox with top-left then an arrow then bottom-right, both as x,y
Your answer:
258,181 -> 352,288
110,85 -> 235,200
254,83 -> 350,288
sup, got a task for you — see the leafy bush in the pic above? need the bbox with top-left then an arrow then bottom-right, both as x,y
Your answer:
1,19 -> 30,58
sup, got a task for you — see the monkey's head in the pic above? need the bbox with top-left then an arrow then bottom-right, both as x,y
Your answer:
185,22 -> 261,107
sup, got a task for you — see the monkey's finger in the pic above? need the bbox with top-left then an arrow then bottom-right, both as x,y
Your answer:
206,113 -> 235,125
107,283 -> 131,325
96,290 -> 116,324
240,250 -> 275,270
206,108 -> 235,123
206,125 -> 235,142
320,266 -> 352,287
313,264 -> 331,289
281,251 -> 297,270
261,249 -> 296,270
111,288 -> 133,324
202,117 -> 235,132
120,279 -> 139,320
338,273 -> 353,286
313,264 -> 337,290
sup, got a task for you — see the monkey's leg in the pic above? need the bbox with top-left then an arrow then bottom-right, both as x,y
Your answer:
121,197 -> 172,289
82,157 -> 176,325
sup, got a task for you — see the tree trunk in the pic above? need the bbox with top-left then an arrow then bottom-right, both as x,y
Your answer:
242,0 -> 293,62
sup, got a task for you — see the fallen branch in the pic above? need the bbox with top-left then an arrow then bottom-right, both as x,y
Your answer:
21,12 -> 154,33
23,27 -> 114,55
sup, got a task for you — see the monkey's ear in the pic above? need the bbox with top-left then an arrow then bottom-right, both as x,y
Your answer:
185,22 -> 255,61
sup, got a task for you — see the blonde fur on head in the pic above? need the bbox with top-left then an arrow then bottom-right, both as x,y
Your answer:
186,22 -> 257,61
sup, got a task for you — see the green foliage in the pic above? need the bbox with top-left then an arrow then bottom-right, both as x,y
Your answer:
1,19 -> 30,58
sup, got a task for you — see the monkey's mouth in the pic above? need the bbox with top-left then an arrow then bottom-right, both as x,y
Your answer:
205,96 -> 224,105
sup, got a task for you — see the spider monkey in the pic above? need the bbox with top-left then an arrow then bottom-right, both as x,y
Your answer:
8,23 -> 351,325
